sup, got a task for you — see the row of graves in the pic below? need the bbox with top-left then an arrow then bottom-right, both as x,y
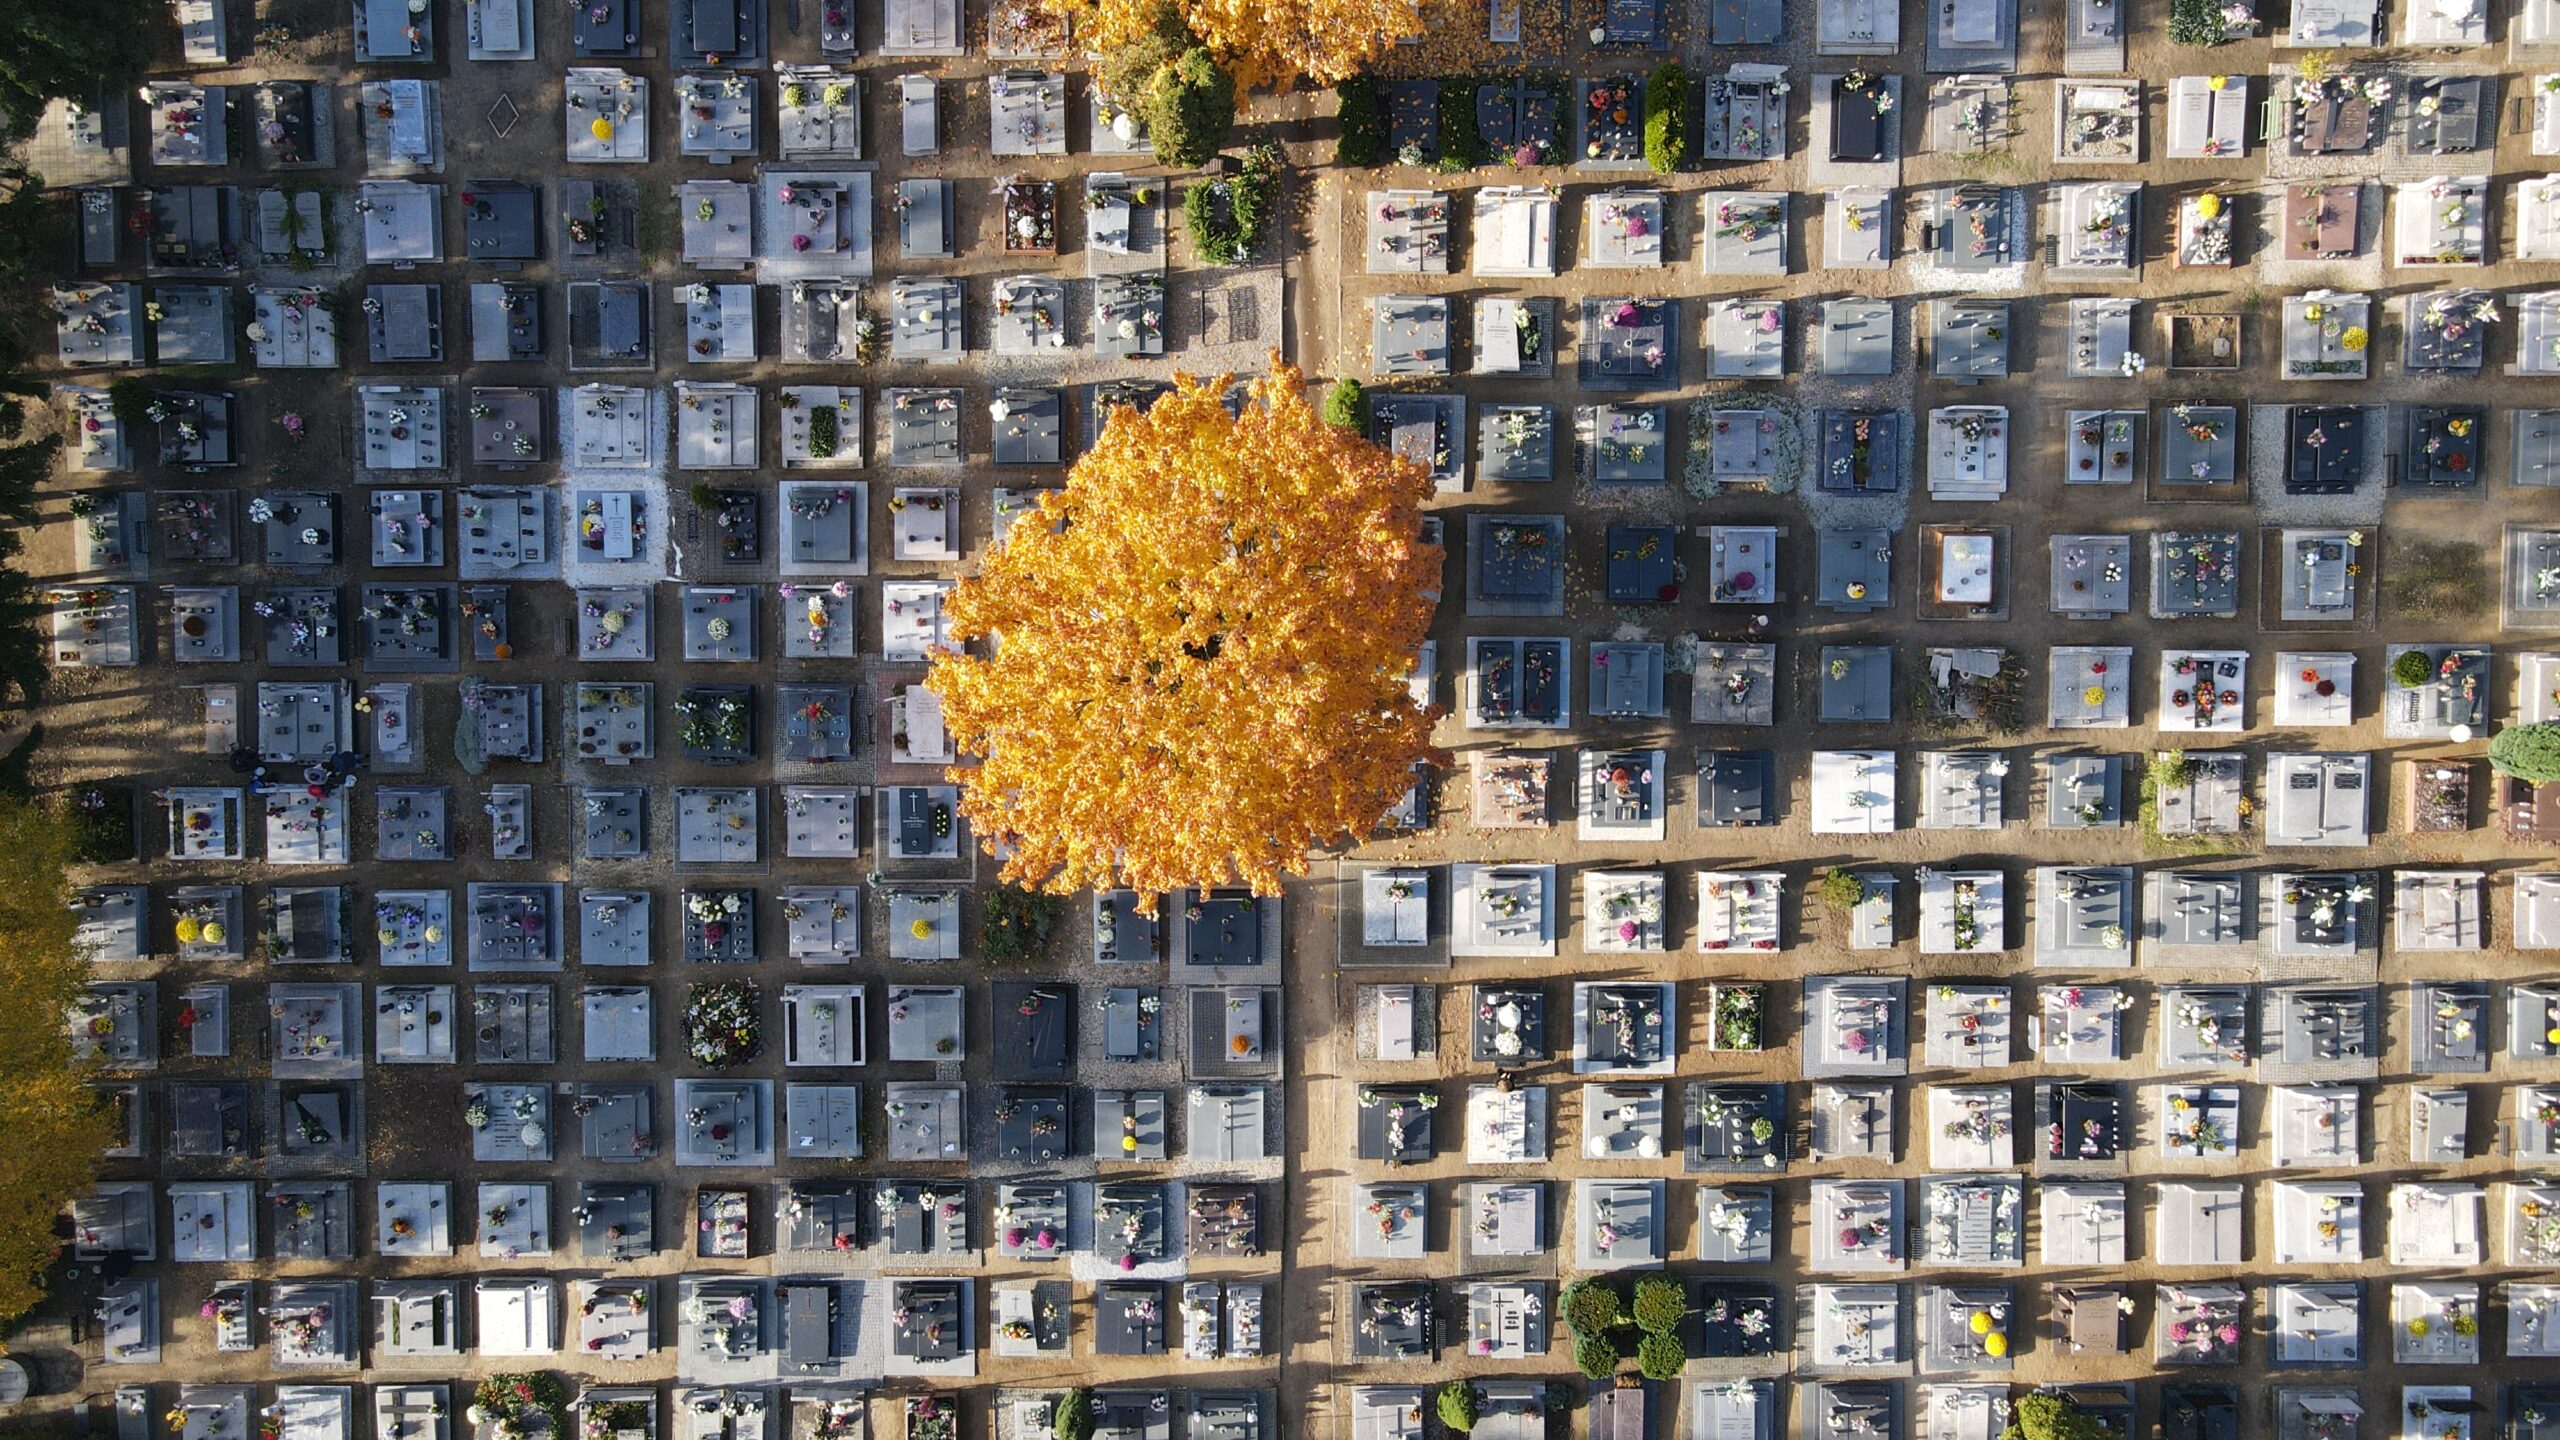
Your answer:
47,256 -> 1208,371
65,64 -> 1169,329
1193,381 -> 2560,503
1341,845 -> 2560,958
125,1386 -> 1270,1440
78,1179 -> 1286,1367
48,371 -> 1190,623
73,863 -> 1286,971
1352,1377 -> 2560,1440
83,1171 -> 1279,1368
1448,637 -> 2546,733
1330,1165 -> 2554,1345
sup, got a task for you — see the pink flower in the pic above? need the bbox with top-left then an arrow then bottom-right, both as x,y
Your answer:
2215,1323 -> 2240,1347
791,233 -> 813,251
2168,1321 -> 2193,1343
1618,920 -> 1640,943
1117,1253 -> 1137,1271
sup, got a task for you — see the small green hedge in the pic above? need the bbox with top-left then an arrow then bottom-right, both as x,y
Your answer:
1437,1383 -> 1480,1434
981,886 -> 1065,964
1054,1390 -> 1095,1440
1183,143 -> 1282,265
1148,47 -> 1236,168
1643,63 -> 1689,174
1437,78 -> 1488,171
1631,1273 -> 1687,1334
1817,868 -> 1867,910
2168,0 -> 2239,42
106,377 -> 159,431
2493,723 -> 2560,782
1336,77 -> 1387,166
2392,650 -> 2436,688
1322,378 -> 1367,431
1572,1333 -> 1621,1380
1561,1277 -> 1622,1334
1636,1331 -> 1689,1381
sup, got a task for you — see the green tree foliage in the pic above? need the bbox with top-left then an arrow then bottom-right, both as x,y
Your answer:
1146,48 -> 1236,168
1436,1384 -> 1479,1434
0,568 -> 51,707
1630,1273 -> 1687,1333
0,167 -> 63,305
2167,0 -> 2243,43
1181,144 -> 1280,264
2003,1395 -> 2111,1440
1321,377 -> 1367,431
2492,723 -> 2560,782
1095,0 -> 1193,110
1817,868 -> 1868,910
0,799 -> 117,1323
1573,1333 -> 1620,1379
981,885 -> 1065,964
0,429 -> 57,563
1093,3 -> 1236,169
1053,1390 -> 1095,1440
0,0 -> 155,145
1635,1331 -> 1688,1381
1335,76 -> 1386,165
1436,79 -> 1487,171
1561,1277 -> 1622,1333
1643,63 -> 1689,173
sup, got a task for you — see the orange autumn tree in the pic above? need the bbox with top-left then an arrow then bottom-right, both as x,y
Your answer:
1050,0 -> 1421,89
928,358 -> 1441,898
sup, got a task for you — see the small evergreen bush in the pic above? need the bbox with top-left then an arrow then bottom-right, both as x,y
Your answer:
1643,63 -> 1689,173
1335,77 -> 1388,166
1322,378 -> 1368,431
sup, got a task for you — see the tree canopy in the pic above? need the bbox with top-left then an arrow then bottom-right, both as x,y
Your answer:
0,0 -> 157,144
0,798 -> 116,1324
1146,47 -> 1237,168
2492,723 -> 2560,782
2003,1395 -> 2111,1440
927,357 -> 1441,899
1045,0 -> 1422,89
1093,9 -> 1235,169
1052,1390 -> 1096,1440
